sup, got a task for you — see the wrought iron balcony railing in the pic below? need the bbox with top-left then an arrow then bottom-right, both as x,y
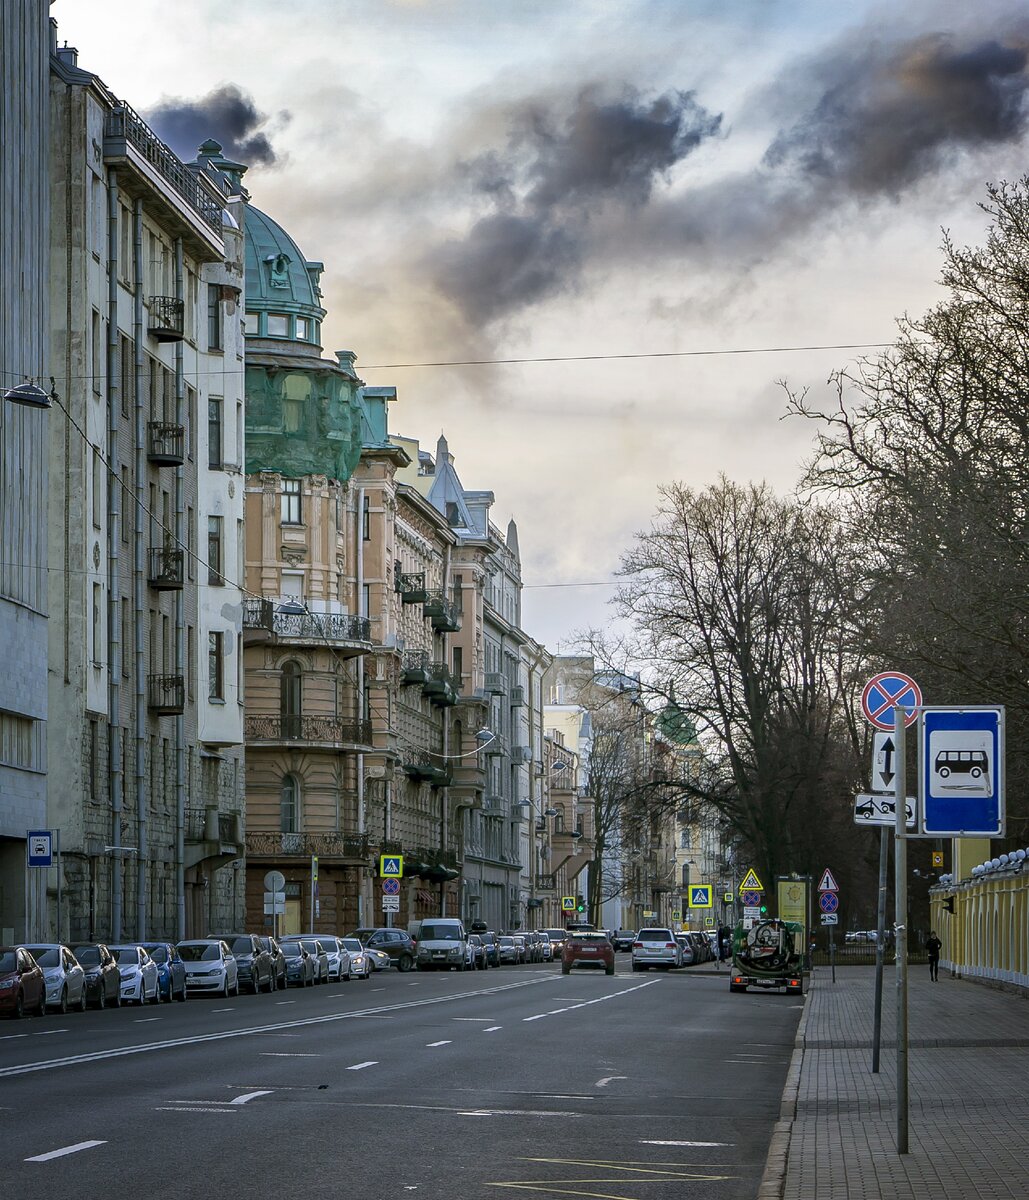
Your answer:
148,545 -> 184,590
424,663 -> 458,706
423,590 -> 461,632
273,608 -> 371,645
147,295 -> 185,342
245,830 -> 370,859
397,571 -> 429,604
148,674 -> 185,715
484,672 -> 508,695
242,598 -> 275,633
244,715 -> 373,747
535,873 -> 557,891
147,421 -> 185,465
401,649 -> 431,685
402,752 -> 453,787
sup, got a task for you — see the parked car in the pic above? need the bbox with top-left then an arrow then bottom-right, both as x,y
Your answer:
478,932 -> 502,967
466,934 -> 488,970
24,944 -> 88,1013
298,934 -> 350,981
0,946 -> 46,1018
279,940 -> 316,987
503,933 -> 528,964
351,928 -> 416,972
611,930 -> 636,953
537,932 -> 553,962
498,935 -> 520,965
562,931 -> 615,976
256,935 -> 287,989
676,933 -> 695,965
177,939 -> 239,997
141,942 -> 188,1001
69,943 -> 123,1008
210,934 -> 275,994
691,932 -> 713,963
341,937 -> 373,979
297,938 -> 330,983
109,944 -> 161,1005
631,928 -> 683,971
416,918 -> 468,971
363,945 -> 391,972
542,928 -> 568,956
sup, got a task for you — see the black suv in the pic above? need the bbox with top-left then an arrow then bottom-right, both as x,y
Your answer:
611,930 -> 636,952
351,928 -> 416,972
209,934 -> 276,993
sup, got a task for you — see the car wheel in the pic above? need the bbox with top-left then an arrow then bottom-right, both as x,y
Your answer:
56,987 -> 68,1015
606,966 -> 615,976
176,981 -> 186,1001
12,991 -> 24,1020
112,987 -> 121,1008
95,986 -> 106,1011
221,976 -> 230,999
78,986 -> 88,1012
397,954 -> 413,973
561,965 -> 571,975
151,982 -> 162,1004
233,976 -> 240,997
34,988 -> 46,1017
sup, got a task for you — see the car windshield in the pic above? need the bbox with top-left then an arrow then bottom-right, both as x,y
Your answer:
419,924 -> 462,941
113,948 -> 140,965
71,946 -> 100,965
280,943 -> 303,957
178,944 -> 221,962
0,951 -> 17,973
229,938 -> 254,954
26,947 -> 60,967
342,940 -> 362,953
300,940 -> 323,954
499,937 -> 514,946
146,946 -> 169,963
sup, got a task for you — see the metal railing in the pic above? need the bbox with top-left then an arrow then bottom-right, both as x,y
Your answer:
397,571 -> 428,603
244,715 -> 372,746
147,674 -> 184,714
147,296 -> 185,341
147,421 -> 184,464
273,609 -> 371,644
535,874 -> 557,891
242,598 -> 275,633
148,546 -> 184,589
484,672 -> 508,695
245,830 -> 370,859
423,590 -> 461,632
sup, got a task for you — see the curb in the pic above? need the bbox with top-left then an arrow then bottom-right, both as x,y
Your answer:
756,976 -> 813,1200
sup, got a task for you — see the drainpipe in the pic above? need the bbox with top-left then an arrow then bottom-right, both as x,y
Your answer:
107,169 -> 123,941
133,199 -> 147,941
356,485 -> 366,927
174,238 -> 186,941
440,542 -> 452,917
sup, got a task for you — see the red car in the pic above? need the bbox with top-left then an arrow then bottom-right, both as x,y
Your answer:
561,931 -> 615,976
0,947 -> 47,1018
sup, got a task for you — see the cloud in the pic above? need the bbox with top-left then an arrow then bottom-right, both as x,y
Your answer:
146,84 -> 287,166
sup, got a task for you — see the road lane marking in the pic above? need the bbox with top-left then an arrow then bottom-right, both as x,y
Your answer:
261,1052 -> 319,1057
156,1106 -> 236,1114
595,1076 -> 626,1088
275,1001 -> 295,1005
453,1017 -> 493,1022
0,976 -> 553,1078
523,980 -> 658,1021
483,1026 -> 502,1032
347,1061 -> 378,1070
0,1034 -> 28,1041
134,1018 -> 162,1023
211,1008 -> 235,1013
427,1040 -> 452,1047
26,1140 -> 107,1162
33,1029 -> 68,1036
230,1090 -> 273,1105
360,1103 -> 583,1117
640,1140 -> 732,1147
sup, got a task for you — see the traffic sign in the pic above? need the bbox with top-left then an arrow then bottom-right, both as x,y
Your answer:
931,851 -> 944,868
671,909 -> 682,921
264,870 -> 286,892
741,890 -> 761,907
263,891 -> 285,915
743,906 -> 761,919
382,895 -> 399,912
723,891 -> 733,904
920,706 -> 1004,837
380,855 -> 404,878
27,830 -> 52,867
704,916 -> 715,927
821,913 -> 838,925
819,891 -> 839,913
382,878 -> 400,896
861,672 -> 921,730
817,868 -> 839,892
854,794 -> 916,828
871,732 -> 902,793
688,885 -> 712,908
739,868 -> 764,893
561,896 -> 576,911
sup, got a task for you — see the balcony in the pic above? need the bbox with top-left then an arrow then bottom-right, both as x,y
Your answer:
401,752 -> 453,787
147,421 -> 185,465
511,745 -> 532,765
535,873 -> 557,891
148,673 -> 184,715
148,545 -> 184,590
184,806 -> 243,869
244,714 -> 373,748
424,663 -> 458,707
147,296 -> 185,343
245,829 -> 370,862
484,733 -> 508,758
484,672 -> 508,696
510,685 -> 526,707
482,793 -> 506,815
242,598 -> 275,644
272,608 -> 371,653
401,649 -> 431,686
423,590 -> 461,633
397,571 -> 429,604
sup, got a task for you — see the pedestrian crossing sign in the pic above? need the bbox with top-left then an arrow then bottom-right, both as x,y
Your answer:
739,869 -> 764,894
688,885 -> 713,908
380,855 -> 404,878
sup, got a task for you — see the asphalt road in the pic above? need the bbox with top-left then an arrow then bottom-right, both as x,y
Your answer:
0,958 -> 802,1198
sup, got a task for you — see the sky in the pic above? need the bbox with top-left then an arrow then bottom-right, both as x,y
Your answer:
54,0 -> 1029,652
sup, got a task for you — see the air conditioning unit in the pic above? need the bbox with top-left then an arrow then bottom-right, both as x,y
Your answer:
512,745 -> 532,765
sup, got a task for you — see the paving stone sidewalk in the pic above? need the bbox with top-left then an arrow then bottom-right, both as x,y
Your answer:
764,964 -> 1029,1200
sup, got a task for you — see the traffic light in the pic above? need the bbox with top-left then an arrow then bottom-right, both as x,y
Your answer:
576,895 -> 585,913
942,896 -> 955,914
760,903 -> 768,914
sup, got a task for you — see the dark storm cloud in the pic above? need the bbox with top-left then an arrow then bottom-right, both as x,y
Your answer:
427,86 -> 722,321
147,84 -> 285,166
763,34 -> 1029,196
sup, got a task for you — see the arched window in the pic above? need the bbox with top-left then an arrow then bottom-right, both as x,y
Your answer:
554,810 -> 564,833
281,660 -> 302,738
280,774 -> 300,833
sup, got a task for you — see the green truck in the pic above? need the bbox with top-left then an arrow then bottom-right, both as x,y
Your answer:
729,918 -> 804,994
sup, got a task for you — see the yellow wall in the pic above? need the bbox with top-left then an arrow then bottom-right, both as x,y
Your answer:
931,870 -> 1029,991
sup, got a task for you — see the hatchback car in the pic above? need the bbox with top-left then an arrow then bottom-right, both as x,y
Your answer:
466,934 -> 488,970
350,928 -> 416,972
256,935 -> 287,989
562,931 -> 615,975
69,943 -> 122,1008
210,934 -> 275,994
109,944 -> 161,1004
478,932 -> 502,967
611,930 -> 636,952
298,934 -> 351,981
341,937 -> 373,980
631,928 -> 683,971
279,940 -> 316,987
141,942 -> 188,1001
537,932 -> 553,962
24,944 -> 88,1013
177,939 -> 239,997
676,934 -> 695,966
0,946 -> 46,1018
498,935 -> 520,965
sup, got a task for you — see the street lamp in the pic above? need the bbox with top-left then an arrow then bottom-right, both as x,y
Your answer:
3,379 -> 53,409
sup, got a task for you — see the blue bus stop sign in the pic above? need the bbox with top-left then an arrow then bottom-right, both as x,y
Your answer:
920,707 -> 1004,837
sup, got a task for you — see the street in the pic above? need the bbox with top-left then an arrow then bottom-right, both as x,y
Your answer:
0,959 -> 801,1198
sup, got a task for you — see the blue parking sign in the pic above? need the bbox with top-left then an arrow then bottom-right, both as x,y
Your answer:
920,707 -> 1004,837
27,830 -> 53,867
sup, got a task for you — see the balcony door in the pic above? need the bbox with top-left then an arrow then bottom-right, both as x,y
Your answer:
281,660 -> 302,739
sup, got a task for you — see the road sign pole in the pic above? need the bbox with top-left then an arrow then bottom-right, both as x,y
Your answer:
894,705 -> 909,1154
830,929 -> 835,983
56,828 -> 61,945
872,825 -> 888,1074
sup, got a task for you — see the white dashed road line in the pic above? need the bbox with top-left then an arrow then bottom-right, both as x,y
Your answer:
33,1030 -> 68,1036
641,1139 -> 733,1147
229,1090 -> 273,1105
483,1026 -> 502,1032
261,1052 -> 320,1058
427,1041 -> 451,1047
595,1076 -> 626,1088
26,1140 -> 107,1162
347,1061 -> 378,1070
523,979 -> 658,1022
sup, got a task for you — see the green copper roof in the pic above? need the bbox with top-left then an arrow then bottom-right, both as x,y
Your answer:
244,204 -> 326,322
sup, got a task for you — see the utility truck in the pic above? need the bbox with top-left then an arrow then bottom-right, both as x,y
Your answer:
729,918 -> 804,995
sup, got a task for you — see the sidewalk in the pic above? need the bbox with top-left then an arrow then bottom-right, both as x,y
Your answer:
762,964 -> 1029,1200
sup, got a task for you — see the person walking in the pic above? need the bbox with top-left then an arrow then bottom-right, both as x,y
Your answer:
926,930 -> 942,982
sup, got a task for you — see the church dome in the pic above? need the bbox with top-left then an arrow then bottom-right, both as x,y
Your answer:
243,204 -> 326,347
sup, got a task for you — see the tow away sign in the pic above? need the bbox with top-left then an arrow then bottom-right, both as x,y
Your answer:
854,794 -> 916,828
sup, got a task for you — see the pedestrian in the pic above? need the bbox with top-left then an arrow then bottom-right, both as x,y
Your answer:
926,929 -> 942,982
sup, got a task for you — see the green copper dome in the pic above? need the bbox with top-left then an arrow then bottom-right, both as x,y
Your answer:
243,204 -> 326,345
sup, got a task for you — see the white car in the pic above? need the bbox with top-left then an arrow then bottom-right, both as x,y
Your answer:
537,933 -> 553,962
24,944 -> 87,1013
177,939 -> 240,997
364,945 -> 391,972
341,938 -> 373,979
298,934 -> 351,981
631,928 -> 683,971
108,944 -> 160,1005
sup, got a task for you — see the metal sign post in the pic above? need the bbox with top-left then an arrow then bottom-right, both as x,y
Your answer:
872,827 -> 888,1074
894,705 -> 909,1155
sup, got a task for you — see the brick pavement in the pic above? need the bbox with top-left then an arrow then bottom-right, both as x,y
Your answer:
762,964 -> 1029,1200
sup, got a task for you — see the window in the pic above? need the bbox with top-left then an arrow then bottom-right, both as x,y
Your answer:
92,448 -> 102,528
453,646 -> 463,684
119,334 -> 133,416
243,312 -> 259,335
281,479 -> 302,525
89,718 -> 100,801
92,310 -> 102,394
208,398 -> 223,468
120,467 -> 129,543
207,283 -> 222,351
280,775 -> 300,834
187,507 -> 196,581
296,316 -> 310,340
208,516 -> 223,585
187,625 -> 195,700
281,661 -> 302,738
267,313 -> 289,337
362,494 -> 371,540
236,402 -> 243,468
362,583 -> 371,619
208,631 -> 224,700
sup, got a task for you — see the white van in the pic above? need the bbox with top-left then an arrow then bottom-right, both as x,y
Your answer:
415,918 -> 467,971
